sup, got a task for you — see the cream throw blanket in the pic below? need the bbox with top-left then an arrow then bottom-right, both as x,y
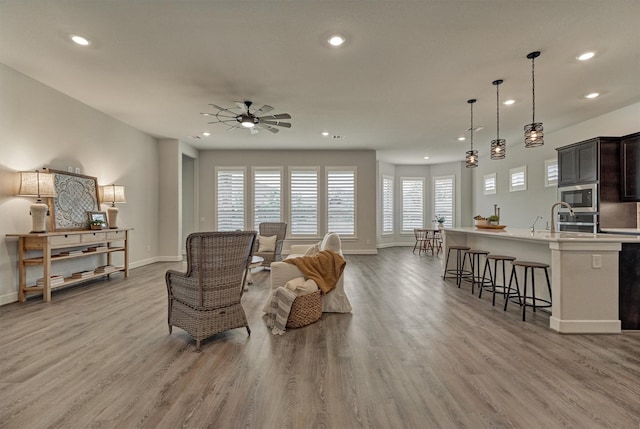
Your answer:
266,277 -> 318,335
283,250 -> 346,294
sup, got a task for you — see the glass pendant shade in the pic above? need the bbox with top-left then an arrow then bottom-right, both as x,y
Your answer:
525,51 -> 544,148
491,79 -> 506,160
465,98 -> 478,168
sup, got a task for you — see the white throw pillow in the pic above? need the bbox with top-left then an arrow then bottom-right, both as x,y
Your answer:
258,235 -> 277,252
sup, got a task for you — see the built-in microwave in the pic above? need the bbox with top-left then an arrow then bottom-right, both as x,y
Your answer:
558,184 -> 598,213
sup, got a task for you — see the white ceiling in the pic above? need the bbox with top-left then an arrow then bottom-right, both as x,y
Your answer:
1,0 -> 638,165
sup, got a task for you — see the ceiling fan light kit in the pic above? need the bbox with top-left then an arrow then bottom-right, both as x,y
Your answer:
201,100 -> 291,134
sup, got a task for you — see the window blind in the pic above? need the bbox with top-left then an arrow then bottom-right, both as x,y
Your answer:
253,170 -> 281,229
434,176 -> 454,228
402,178 -> 424,231
290,169 -> 318,235
216,169 -> 245,231
382,176 -> 394,234
327,169 -> 355,235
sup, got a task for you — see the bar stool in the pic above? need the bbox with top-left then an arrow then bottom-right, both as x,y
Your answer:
479,255 -> 516,306
462,249 -> 491,293
504,260 -> 552,321
442,245 -> 471,287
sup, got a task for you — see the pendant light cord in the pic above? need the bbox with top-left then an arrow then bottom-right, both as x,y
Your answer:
496,83 -> 500,141
470,101 -> 474,151
531,56 -> 536,124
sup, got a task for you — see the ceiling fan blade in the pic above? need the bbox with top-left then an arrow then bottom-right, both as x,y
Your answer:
260,113 -> 291,120
253,105 -> 274,115
235,101 -> 251,112
261,120 -> 292,128
208,119 -> 238,124
256,123 -> 279,133
209,103 -> 228,111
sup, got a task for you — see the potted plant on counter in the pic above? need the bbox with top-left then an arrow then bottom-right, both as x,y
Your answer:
434,215 -> 445,229
488,215 -> 500,226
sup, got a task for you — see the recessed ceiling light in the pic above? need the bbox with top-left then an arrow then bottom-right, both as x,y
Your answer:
458,137 -> 466,141
584,92 -> 600,99
202,132 -> 210,136
70,35 -> 91,46
321,131 -> 329,136
503,99 -> 516,105
423,156 -> 430,160
328,35 -> 345,47
577,52 -> 595,61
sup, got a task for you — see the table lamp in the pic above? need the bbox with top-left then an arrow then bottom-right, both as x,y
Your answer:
100,184 -> 126,229
17,170 -> 57,233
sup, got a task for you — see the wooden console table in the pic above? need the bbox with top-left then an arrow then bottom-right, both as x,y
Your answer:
6,229 -> 131,302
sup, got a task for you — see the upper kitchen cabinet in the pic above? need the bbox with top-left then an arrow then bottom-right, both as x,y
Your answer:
556,137 -> 619,187
621,132 -> 640,201
557,139 -> 597,185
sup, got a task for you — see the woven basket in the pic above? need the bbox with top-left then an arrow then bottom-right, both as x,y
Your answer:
286,290 -> 322,328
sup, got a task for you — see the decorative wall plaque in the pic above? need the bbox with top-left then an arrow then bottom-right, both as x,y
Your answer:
47,169 -> 100,231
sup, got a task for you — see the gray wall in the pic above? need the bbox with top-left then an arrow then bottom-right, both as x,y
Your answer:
0,63 -> 160,305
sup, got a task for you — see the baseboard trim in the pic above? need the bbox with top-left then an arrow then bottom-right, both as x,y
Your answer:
0,291 -> 19,306
550,317 -> 621,334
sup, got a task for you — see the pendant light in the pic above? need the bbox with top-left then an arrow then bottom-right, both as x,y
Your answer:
524,51 -> 544,147
465,99 -> 478,168
491,79 -> 506,160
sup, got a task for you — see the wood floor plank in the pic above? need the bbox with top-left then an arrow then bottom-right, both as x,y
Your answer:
1,247 -> 639,428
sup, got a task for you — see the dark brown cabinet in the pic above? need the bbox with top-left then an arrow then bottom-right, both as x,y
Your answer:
621,132 -> 640,201
557,138 -> 614,186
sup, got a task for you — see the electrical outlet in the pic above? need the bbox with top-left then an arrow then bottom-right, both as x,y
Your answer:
146,245 -> 151,252
74,167 -> 81,174
67,166 -> 73,173
592,254 -> 602,269
200,217 -> 206,222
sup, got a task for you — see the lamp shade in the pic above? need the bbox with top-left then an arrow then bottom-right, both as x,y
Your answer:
100,185 -> 126,204
17,171 -> 57,198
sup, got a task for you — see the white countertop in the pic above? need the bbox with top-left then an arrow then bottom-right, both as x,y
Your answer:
600,228 -> 640,235
445,227 -> 640,243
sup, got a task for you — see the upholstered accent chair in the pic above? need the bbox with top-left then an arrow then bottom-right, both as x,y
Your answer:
256,222 -> 287,268
267,232 -> 352,313
166,231 -> 256,351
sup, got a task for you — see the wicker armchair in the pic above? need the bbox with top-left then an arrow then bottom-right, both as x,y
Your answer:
166,231 -> 256,350
256,222 -> 287,268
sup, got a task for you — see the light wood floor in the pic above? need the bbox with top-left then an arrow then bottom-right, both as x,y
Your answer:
1,247 -> 639,429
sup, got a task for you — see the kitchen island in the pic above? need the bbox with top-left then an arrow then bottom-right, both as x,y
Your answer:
443,227 -> 640,334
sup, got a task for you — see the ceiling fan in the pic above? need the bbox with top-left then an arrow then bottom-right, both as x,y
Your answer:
201,101 -> 292,134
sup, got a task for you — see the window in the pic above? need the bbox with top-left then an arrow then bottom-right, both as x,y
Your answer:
290,169 -> 318,235
433,175 -> 454,228
382,176 -> 394,234
253,168 -> 282,229
216,168 -> 245,231
509,166 -> 527,192
401,177 -> 424,232
545,159 -> 558,187
327,168 -> 356,235
483,173 -> 497,195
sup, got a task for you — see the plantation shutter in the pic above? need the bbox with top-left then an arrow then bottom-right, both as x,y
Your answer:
253,170 -> 281,229
216,169 -> 245,231
327,169 -> 355,235
290,169 -> 318,235
434,175 -> 454,228
402,178 -> 424,232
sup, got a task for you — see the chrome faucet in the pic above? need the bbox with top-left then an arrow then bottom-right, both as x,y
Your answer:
530,215 -> 542,233
550,202 -> 575,233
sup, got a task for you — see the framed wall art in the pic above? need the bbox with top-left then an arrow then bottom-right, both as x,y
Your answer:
46,169 -> 101,231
